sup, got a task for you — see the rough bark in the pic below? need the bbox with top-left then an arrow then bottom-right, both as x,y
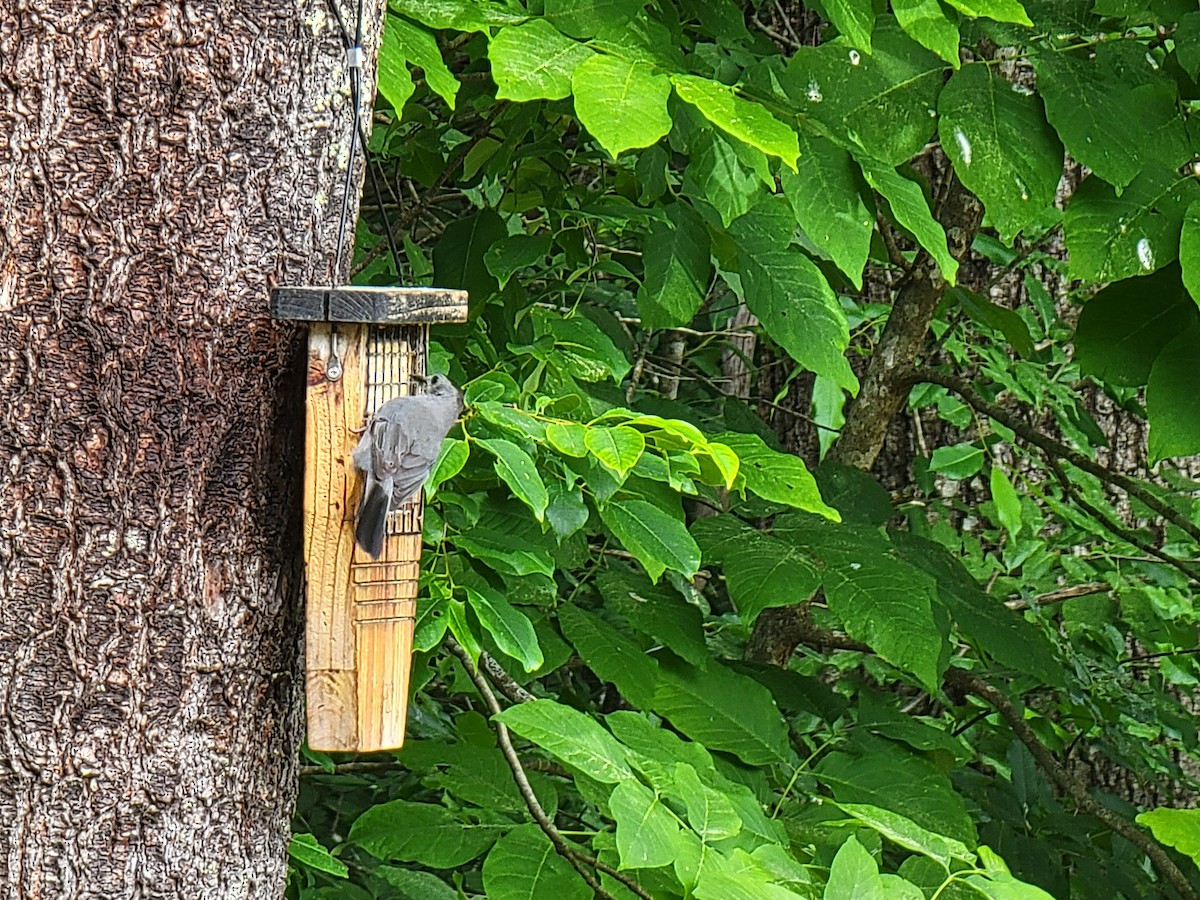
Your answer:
0,1 -> 381,895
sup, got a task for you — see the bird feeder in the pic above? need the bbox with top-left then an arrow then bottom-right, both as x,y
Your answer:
271,285 -> 467,751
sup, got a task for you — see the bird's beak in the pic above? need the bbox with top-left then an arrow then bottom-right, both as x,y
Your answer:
411,373 -> 429,385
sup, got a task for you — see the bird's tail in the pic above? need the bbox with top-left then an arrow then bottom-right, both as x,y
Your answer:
356,482 -> 390,559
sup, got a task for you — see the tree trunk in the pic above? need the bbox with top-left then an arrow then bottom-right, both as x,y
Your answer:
0,1 -> 381,895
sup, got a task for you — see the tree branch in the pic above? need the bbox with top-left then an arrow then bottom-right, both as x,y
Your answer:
915,369 -> 1200,548
444,637 -> 652,900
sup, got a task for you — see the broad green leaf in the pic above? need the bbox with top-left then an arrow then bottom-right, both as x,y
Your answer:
433,208 -> 507,304
638,201 -> 712,328
1148,321 -> 1200,461
546,479 -> 589,541
466,586 -> 543,673
289,833 -> 348,878
391,16 -> 459,109
572,55 -> 672,157
890,531 -> 1064,687
825,836 -> 885,899
1063,165 -> 1200,281
477,402 -> 549,442
454,525 -> 556,578
586,425 -> 646,477
547,421 -> 590,457
938,63 -> 1064,243
599,499 -> 701,581
952,287 -> 1034,358
374,866 -> 458,900
428,438 -> 468,496
673,762 -> 742,841
1178,12 -> 1200,80
929,441 -> 984,479
446,598 -> 483,663
816,741 -> 975,845
989,466 -> 1023,540
485,233 -> 553,288
609,779 -> 683,869
835,802 -> 976,869
893,0 -> 961,67
348,799 -> 503,866
1136,807 -> 1200,869
1181,201 -> 1200,308
670,74 -> 800,169
697,441 -> 740,490
728,197 -> 857,392
598,568 -> 710,668
824,0 -> 876,50
1034,52 -> 1189,190
482,825 -> 591,900
489,20 -> 592,101
684,129 -> 767,226
860,160 -> 959,284
717,430 -> 842,518
693,848 -> 811,900
654,657 -> 792,766
963,846 -> 1057,898
544,0 -> 645,38
782,23 -> 944,166
942,0 -> 1032,24
559,603 -> 659,708
396,0 -> 524,31
478,438 -> 550,521
781,134 -> 874,289
533,307 -> 632,382
378,17 -> 416,111
1074,266 -> 1197,386
496,699 -> 634,783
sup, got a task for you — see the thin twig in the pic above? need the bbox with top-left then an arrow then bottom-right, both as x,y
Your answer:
481,651 -> 537,704
445,637 -> 652,900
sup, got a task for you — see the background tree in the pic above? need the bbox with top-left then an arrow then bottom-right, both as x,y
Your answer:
0,2 -> 383,895
290,1 -> 1200,899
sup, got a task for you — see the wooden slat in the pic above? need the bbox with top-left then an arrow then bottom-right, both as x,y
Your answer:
271,286 -> 467,324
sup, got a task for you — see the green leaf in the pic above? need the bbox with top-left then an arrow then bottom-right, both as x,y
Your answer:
598,568 -> 710,668
938,63 -> 1063,243
942,0 -> 1032,24
546,479 -> 589,541
728,197 -> 857,392
466,586 -> 543,673
599,499 -> 701,581
485,233 -> 553,288
860,160 -> 959,284
433,208 -> 507,304
781,134 -> 874,289
547,421 -> 590,457
454,525 -> 556,578
638,202 -> 712,328
929,441 -> 984,479
378,17 -> 416,110
586,425 -> 646,477
893,0 -> 961,67
609,779 -> 683,869
559,603 -> 659,708
782,23 -> 944,166
815,741 -> 975,845
1063,166 -> 1200,282
489,20 -> 592,102
835,802 -> 976,870
544,0 -> 646,38
1137,807 -> 1200,869
1181,201 -> 1200,308
289,833 -> 349,878
654,657 -> 792,766
1034,52 -> 1188,190
496,699 -> 634,783
1148,321 -> 1200,461
826,836 -> 884,899
397,0 -> 524,31
428,438 -> 469,497
824,0 -> 876,49
374,866 -> 458,900
674,762 -> 742,841
533,307 -> 632,382
717,430 -> 842,518
952,287 -> 1034,357
684,129 -> 766,226
1178,12 -> 1200,80
670,74 -> 800,168
391,16 -> 459,109
348,799 -> 502,866
572,55 -> 672,157
1074,266 -> 1197,386
989,466 -> 1023,540
478,438 -> 550,521
482,825 -> 592,900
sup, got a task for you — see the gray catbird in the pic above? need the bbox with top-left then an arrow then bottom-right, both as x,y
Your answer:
352,374 -> 464,558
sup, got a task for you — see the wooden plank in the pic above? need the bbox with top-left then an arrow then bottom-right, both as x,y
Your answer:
271,286 -> 468,324
303,322 -> 428,752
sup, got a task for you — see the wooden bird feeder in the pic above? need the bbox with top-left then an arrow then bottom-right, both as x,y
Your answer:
271,286 -> 468,752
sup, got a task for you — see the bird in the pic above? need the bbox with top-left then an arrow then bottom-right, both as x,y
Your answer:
351,374 -> 463,558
